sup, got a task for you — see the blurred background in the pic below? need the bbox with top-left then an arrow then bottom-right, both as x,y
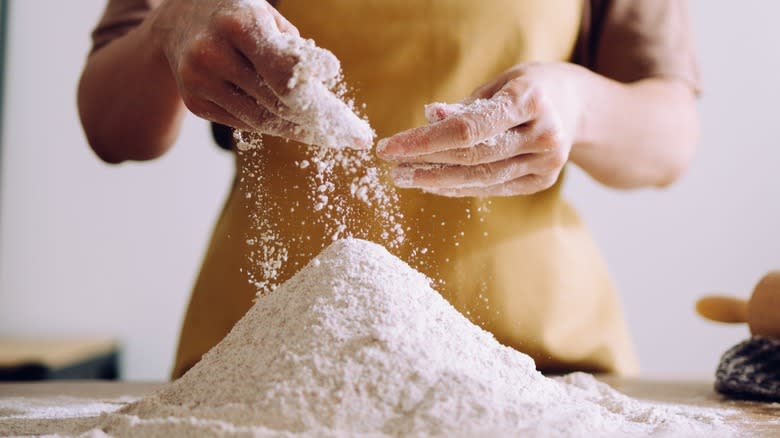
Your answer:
0,0 -> 777,380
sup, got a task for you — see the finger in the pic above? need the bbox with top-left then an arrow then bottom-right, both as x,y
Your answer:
214,81 -> 282,130
217,7 -> 295,93
224,13 -> 338,95
186,36 -> 365,148
470,69 -> 519,100
268,4 -> 300,36
210,82 -> 323,143
220,81 -> 370,149
232,37 -> 296,95
399,128 -> 536,166
224,46 -> 294,119
189,99 -> 253,131
228,47 -> 358,147
401,122 -> 563,166
377,86 -> 538,159
278,80 -> 375,149
424,102 -> 458,123
424,174 -> 553,197
392,152 -> 557,190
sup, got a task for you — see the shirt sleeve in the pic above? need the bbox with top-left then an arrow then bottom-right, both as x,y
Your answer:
90,0 -> 162,53
573,0 -> 700,93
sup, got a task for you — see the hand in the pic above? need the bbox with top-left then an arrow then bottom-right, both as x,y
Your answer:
376,62 -> 586,196
151,0 -> 370,148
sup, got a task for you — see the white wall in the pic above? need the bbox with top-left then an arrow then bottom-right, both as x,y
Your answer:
0,0 -> 777,380
0,0 -> 233,379
565,0 -> 780,376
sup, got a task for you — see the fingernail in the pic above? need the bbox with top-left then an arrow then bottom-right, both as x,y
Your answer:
391,166 -> 415,188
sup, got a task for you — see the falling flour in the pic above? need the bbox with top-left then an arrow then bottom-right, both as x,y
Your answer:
233,29 -> 404,294
80,239 -> 735,437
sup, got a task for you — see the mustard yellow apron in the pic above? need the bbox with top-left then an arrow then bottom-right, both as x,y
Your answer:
173,0 -> 639,378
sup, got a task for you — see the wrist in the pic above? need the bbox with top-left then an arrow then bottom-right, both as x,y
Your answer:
566,62 -> 594,150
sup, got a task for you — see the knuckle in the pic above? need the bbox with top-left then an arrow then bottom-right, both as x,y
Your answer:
535,127 -> 558,146
454,146 -> 482,165
507,157 -> 528,177
506,79 -> 544,118
183,38 -> 221,73
212,12 -> 245,37
466,163 -> 494,185
523,86 -> 545,116
535,127 -> 566,153
504,78 -> 527,100
499,130 -> 526,155
546,149 -> 567,170
495,143 -> 515,161
453,116 -> 480,144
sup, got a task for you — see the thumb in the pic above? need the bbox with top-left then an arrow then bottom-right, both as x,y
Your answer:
468,69 -> 519,101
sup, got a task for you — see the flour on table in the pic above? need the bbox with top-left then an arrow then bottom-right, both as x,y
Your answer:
82,239 -> 735,437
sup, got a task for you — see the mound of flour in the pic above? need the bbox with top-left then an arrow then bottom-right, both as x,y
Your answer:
91,239 -> 733,437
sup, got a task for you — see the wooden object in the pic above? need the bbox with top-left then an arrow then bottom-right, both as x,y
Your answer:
696,270 -> 780,338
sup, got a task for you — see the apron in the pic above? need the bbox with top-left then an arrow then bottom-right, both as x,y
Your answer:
173,0 -> 639,378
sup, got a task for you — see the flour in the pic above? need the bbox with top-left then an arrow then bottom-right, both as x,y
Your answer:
424,100 -> 508,146
239,28 -> 374,151
82,239 -> 736,437
230,27 -> 405,294
237,136 -> 406,294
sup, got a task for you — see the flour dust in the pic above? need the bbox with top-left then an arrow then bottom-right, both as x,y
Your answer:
231,28 -> 404,295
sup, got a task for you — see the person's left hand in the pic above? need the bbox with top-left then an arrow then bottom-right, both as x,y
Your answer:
376,62 -> 586,197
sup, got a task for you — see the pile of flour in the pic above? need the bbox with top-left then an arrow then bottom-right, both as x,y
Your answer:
88,239 -> 734,437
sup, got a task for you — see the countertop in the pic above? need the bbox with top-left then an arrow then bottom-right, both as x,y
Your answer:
0,378 -> 778,436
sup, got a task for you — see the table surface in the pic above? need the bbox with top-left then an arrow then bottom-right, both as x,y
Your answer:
1,378 -> 778,436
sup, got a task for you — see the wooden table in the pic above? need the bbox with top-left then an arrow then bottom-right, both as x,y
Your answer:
600,377 -> 779,436
0,338 -> 119,380
0,379 -> 778,436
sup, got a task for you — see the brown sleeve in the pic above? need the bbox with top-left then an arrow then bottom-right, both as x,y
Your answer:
90,0 -> 163,53
573,0 -> 700,93
90,0 -> 283,54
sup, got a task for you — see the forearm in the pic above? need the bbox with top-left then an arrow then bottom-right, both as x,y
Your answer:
77,11 -> 185,164
571,69 -> 699,189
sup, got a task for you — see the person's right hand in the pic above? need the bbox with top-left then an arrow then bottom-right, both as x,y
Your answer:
151,0 -> 370,148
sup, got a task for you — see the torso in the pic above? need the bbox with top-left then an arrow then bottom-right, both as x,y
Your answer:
173,0 -> 638,378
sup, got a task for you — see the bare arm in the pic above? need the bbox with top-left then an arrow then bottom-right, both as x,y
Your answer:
77,0 -> 336,165
572,72 -> 698,189
77,8 -> 184,164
